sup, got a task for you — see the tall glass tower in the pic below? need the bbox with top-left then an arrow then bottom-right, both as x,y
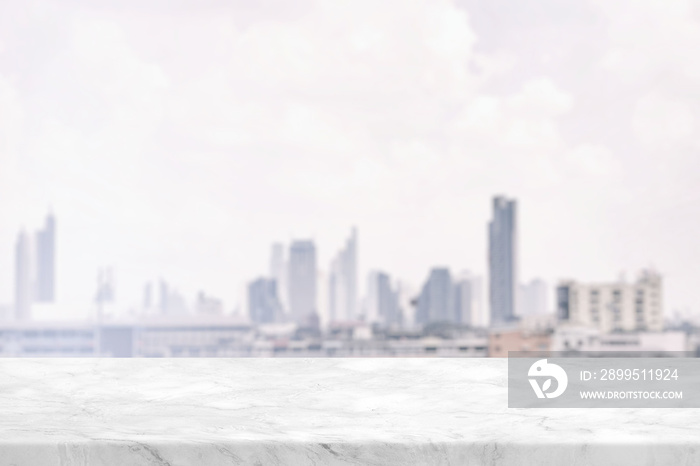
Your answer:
287,240 -> 317,324
489,196 -> 518,327
14,230 -> 31,320
328,227 -> 358,322
35,212 -> 56,302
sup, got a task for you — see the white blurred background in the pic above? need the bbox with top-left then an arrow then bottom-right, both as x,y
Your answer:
0,0 -> 699,321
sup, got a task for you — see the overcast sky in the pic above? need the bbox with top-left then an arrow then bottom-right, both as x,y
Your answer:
1,0 -> 699,320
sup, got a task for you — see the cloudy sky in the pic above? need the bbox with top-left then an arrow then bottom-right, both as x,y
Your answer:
1,0 -> 699,320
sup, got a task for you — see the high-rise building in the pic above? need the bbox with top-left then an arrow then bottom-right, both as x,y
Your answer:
143,282 -> 153,310
94,267 -> 116,322
95,267 -> 114,304
287,240 -> 317,324
196,291 -> 224,316
156,279 -> 188,316
366,270 -> 399,326
453,279 -> 472,325
269,243 -> 287,312
248,278 -> 282,324
518,279 -> 549,317
328,228 -> 358,322
316,269 -> 329,328
557,269 -> 663,333
159,280 -> 169,314
347,227 -> 358,317
34,212 -> 56,302
416,268 -> 456,325
489,196 -> 518,327
458,271 -> 485,327
14,230 -> 32,321
394,280 -> 416,327
328,261 -> 338,321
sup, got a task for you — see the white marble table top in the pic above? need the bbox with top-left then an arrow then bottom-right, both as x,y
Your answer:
0,358 -> 698,465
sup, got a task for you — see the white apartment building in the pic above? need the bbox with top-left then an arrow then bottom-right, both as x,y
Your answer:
556,269 -> 663,333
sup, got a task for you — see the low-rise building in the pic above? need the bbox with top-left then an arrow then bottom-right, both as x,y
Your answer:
488,327 -> 552,357
0,318 -> 489,358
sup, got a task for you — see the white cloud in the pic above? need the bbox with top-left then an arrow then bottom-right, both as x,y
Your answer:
596,0 -> 700,80
632,93 -> 695,147
67,16 -> 170,134
451,77 -> 573,156
0,0 -> 699,318
565,144 -> 618,178
508,78 -> 574,118
0,75 -> 23,161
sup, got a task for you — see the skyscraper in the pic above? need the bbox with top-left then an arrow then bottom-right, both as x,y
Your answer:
457,270 -> 485,327
95,267 -> 115,304
196,291 -> 224,316
415,268 -> 456,325
489,195 -> 518,327
269,243 -> 287,312
287,240 -> 317,324
34,212 -> 56,302
366,270 -> 399,326
453,279 -> 472,325
156,279 -> 187,315
328,227 -> 358,322
159,280 -> 169,314
14,230 -> 31,321
394,280 -> 416,327
248,278 -> 282,324
143,282 -> 153,310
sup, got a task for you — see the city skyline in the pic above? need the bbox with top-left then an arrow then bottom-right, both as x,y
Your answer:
1,1 -> 699,320
0,200 -> 680,324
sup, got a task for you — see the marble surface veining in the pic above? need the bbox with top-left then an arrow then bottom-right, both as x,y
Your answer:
0,358 -> 698,465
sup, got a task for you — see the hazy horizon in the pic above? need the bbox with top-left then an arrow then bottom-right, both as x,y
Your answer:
1,0 -> 699,320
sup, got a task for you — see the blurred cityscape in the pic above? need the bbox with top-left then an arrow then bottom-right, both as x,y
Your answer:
2,195 -> 698,358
